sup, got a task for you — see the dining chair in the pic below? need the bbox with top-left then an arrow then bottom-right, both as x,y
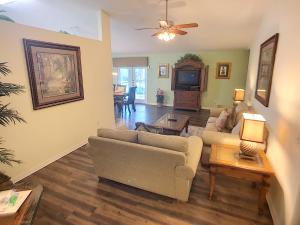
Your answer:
124,86 -> 137,113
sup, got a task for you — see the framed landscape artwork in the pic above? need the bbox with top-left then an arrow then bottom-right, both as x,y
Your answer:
158,64 -> 169,78
216,62 -> 231,79
255,33 -> 279,107
23,39 -> 84,110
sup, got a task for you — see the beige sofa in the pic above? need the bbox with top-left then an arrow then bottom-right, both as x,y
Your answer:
201,102 -> 266,165
86,128 -> 203,201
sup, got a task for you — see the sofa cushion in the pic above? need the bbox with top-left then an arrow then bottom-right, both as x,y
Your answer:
205,122 -> 219,132
235,102 -> 248,124
231,120 -> 242,135
97,128 -> 138,143
207,117 -> 217,123
138,131 -> 188,153
215,110 -> 230,131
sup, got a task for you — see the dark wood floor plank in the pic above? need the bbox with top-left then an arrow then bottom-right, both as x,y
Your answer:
21,104 -> 273,225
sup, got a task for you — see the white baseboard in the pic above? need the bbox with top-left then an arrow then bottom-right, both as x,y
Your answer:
267,193 -> 281,225
146,102 -> 173,107
11,140 -> 88,183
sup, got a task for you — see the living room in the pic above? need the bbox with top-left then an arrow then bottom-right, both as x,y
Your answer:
0,0 -> 299,225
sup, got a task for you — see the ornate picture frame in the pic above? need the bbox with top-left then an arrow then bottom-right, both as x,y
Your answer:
158,64 -> 169,78
255,33 -> 279,107
23,39 -> 84,110
216,62 -> 232,79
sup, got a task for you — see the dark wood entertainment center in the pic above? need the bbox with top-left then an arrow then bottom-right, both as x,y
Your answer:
171,60 -> 207,111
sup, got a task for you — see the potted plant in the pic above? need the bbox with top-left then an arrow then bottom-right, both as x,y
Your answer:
156,88 -> 164,107
0,62 -> 25,190
0,10 -> 14,22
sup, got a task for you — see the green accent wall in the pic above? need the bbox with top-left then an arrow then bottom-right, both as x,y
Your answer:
114,50 -> 249,107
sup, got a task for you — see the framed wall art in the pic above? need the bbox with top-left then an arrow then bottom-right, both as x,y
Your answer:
255,33 -> 279,107
158,64 -> 169,78
216,62 -> 232,79
23,39 -> 84,110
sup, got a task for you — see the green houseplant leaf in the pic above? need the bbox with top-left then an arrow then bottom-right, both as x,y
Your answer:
0,11 -> 14,23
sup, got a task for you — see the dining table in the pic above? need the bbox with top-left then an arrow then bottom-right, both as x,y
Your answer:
113,91 -> 128,112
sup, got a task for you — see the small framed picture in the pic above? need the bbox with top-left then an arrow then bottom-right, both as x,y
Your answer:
216,62 -> 232,79
158,64 -> 169,78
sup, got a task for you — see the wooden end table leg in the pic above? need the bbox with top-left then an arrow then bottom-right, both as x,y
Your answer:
209,167 -> 216,200
258,176 -> 270,215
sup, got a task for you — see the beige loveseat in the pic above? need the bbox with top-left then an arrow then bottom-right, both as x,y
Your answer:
201,102 -> 266,165
86,128 -> 203,201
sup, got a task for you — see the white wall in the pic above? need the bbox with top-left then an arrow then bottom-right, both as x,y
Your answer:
1,0 -> 102,41
246,1 -> 300,224
0,11 -> 114,181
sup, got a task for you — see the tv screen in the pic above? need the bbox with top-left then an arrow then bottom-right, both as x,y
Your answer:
176,70 -> 200,87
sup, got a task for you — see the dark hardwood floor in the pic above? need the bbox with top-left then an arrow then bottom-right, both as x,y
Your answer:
22,104 -> 273,225
115,104 -> 210,129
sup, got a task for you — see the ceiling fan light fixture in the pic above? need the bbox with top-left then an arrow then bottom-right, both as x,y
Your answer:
158,31 -> 175,42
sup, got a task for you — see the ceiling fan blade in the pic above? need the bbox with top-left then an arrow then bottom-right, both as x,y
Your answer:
152,31 -> 163,36
169,29 -> 187,35
136,27 -> 160,30
172,23 -> 198,29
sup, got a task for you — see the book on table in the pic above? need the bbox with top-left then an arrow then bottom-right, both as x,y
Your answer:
0,189 -> 32,217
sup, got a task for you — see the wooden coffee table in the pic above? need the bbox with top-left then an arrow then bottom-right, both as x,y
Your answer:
153,113 -> 190,135
209,144 -> 274,215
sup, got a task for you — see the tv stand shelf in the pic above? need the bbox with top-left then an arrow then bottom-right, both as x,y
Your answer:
171,60 -> 207,111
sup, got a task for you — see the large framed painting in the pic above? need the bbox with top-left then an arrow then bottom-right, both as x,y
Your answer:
158,64 -> 169,78
216,62 -> 231,79
255,33 -> 279,107
23,39 -> 84,110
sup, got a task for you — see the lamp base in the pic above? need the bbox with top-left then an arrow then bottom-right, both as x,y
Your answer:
240,140 -> 259,157
239,152 -> 257,161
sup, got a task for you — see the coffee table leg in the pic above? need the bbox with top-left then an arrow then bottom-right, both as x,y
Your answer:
209,167 -> 216,200
258,176 -> 270,215
185,120 -> 189,133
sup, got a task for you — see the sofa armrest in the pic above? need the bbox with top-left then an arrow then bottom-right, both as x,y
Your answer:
175,136 -> 203,179
201,130 -> 241,147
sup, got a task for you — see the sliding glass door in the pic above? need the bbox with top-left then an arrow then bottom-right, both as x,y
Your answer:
117,67 -> 147,103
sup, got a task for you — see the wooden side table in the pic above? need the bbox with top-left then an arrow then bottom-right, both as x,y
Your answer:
209,144 -> 274,215
0,181 -> 43,225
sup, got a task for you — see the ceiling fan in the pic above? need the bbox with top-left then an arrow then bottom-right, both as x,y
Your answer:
136,0 -> 198,41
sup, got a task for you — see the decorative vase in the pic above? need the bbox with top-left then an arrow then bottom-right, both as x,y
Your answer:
156,94 -> 164,107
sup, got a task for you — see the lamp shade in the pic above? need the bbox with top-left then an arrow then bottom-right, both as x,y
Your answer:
233,89 -> 245,101
240,113 -> 266,143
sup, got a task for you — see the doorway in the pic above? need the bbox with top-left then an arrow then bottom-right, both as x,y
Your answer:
117,67 -> 147,103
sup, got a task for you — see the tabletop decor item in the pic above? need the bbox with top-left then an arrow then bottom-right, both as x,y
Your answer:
255,33 -> 279,107
156,88 -> 164,107
216,62 -> 232,79
23,39 -> 84,110
239,113 -> 266,159
158,64 -> 169,78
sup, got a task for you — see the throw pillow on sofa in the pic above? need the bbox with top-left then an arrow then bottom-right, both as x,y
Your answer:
215,110 -> 230,131
138,131 -> 188,154
97,128 -> 138,143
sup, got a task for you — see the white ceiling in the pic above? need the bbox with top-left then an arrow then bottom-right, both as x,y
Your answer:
2,0 -> 271,54
83,0 -> 271,54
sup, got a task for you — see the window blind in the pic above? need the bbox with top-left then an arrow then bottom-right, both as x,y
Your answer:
112,57 -> 149,67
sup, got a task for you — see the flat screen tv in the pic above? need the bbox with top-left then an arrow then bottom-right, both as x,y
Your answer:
175,70 -> 200,90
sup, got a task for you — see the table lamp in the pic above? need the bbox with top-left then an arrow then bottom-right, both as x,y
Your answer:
239,113 -> 266,159
233,89 -> 245,104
